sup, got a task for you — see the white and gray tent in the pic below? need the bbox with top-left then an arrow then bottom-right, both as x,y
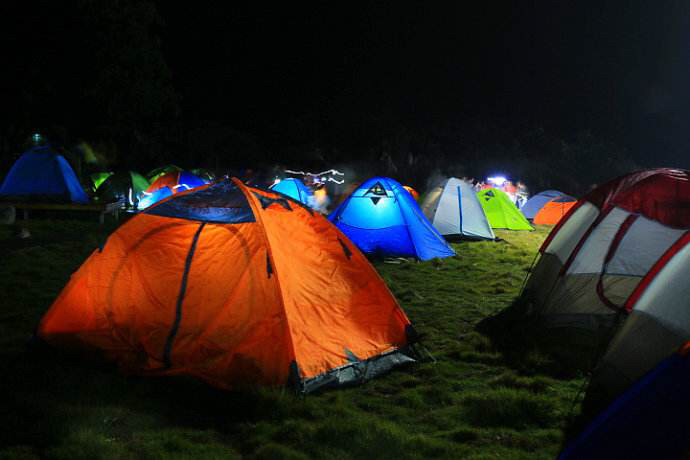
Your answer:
421,177 -> 495,240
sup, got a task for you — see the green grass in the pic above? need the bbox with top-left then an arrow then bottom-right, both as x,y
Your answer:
0,220 -> 585,459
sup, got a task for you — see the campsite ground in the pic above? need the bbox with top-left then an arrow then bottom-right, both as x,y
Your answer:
0,219 -> 586,459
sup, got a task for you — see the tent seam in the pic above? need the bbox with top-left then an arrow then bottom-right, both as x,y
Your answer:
233,178 -> 301,384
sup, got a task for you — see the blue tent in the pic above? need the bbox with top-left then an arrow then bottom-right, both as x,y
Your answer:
329,177 -> 455,260
270,178 -> 313,206
560,347 -> 690,459
520,190 -> 567,219
138,187 -> 173,210
138,171 -> 207,209
0,146 -> 89,203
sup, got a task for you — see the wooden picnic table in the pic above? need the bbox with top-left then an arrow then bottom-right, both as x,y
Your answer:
1,200 -> 124,225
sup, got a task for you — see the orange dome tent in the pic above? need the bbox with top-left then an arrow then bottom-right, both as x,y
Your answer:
533,195 -> 577,225
403,185 -> 419,201
37,179 -> 416,392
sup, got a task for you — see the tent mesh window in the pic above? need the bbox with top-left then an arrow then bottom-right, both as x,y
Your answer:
365,182 -> 388,196
145,181 -> 255,223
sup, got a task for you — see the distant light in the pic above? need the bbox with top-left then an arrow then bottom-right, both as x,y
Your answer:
32,133 -> 42,144
487,176 -> 507,186
272,178 -> 281,186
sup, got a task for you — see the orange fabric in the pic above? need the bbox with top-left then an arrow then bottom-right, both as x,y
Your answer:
403,186 -> 419,201
38,179 -> 411,389
146,171 -> 180,193
534,200 -> 577,225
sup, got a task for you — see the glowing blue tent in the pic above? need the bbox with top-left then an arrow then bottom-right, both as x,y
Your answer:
520,190 -> 568,220
270,178 -> 313,207
329,177 -> 455,260
0,146 -> 89,203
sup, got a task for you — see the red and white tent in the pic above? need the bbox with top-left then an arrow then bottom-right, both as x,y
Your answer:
524,169 -> 690,399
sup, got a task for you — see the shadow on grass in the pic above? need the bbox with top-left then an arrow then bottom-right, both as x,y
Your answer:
1,343 -> 294,452
475,296 -> 624,449
475,297 -> 592,380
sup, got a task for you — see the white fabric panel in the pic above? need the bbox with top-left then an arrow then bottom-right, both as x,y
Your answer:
633,242 -> 690,335
567,207 -> 630,275
607,216 -> 686,276
544,202 -> 599,263
432,179 -> 460,235
455,178 -> 494,239
429,178 -> 494,239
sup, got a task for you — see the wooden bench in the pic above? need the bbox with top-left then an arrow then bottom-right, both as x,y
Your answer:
1,200 -> 124,225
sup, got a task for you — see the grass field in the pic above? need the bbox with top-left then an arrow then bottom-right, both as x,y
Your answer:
0,218 -> 586,459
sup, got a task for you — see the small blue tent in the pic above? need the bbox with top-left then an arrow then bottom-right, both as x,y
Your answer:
329,177 -> 455,260
0,146 -> 89,203
270,178 -> 313,207
520,190 -> 567,220
560,346 -> 690,459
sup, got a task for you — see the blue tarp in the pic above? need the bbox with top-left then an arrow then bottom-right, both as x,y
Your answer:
270,178 -> 313,207
560,349 -> 690,459
520,190 -> 567,219
329,177 -> 455,260
0,146 -> 89,203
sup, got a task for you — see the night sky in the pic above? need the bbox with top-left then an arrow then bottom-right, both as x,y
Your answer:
2,2 -> 690,171
157,2 -> 690,167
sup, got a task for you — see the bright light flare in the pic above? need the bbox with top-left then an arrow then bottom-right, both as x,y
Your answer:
487,176 -> 507,186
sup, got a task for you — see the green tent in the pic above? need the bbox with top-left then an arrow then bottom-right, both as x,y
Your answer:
90,171 -> 114,191
96,171 -> 150,208
477,188 -> 533,230
147,164 -> 182,183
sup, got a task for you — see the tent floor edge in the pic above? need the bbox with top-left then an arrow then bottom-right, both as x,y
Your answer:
300,348 -> 416,394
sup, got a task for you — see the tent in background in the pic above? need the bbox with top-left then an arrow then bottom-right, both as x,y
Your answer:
329,177 -> 455,260
95,171 -> 150,208
190,168 -> 216,183
403,185 -> 419,201
90,172 -> 113,191
477,188 -> 533,230
533,195 -> 577,225
422,177 -> 495,240
139,171 -> 206,209
520,189 -> 568,220
0,146 -> 89,204
523,168 -> 690,402
147,164 -> 183,183
270,178 -> 314,207
37,179 -> 417,393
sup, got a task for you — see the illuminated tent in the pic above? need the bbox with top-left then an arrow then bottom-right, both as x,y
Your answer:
0,146 -> 89,203
523,169 -> 690,400
90,172 -> 113,191
520,190 -> 568,220
533,195 -> 577,225
37,179 -> 416,392
147,164 -> 182,183
477,188 -> 533,230
403,186 -> 419,201
421,177 -> 495,240
329,177 -> 455,260
190,168 -> 216,182
139,171 -> 206,209
270,178 -> 314,207
95,171 -> 150,208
